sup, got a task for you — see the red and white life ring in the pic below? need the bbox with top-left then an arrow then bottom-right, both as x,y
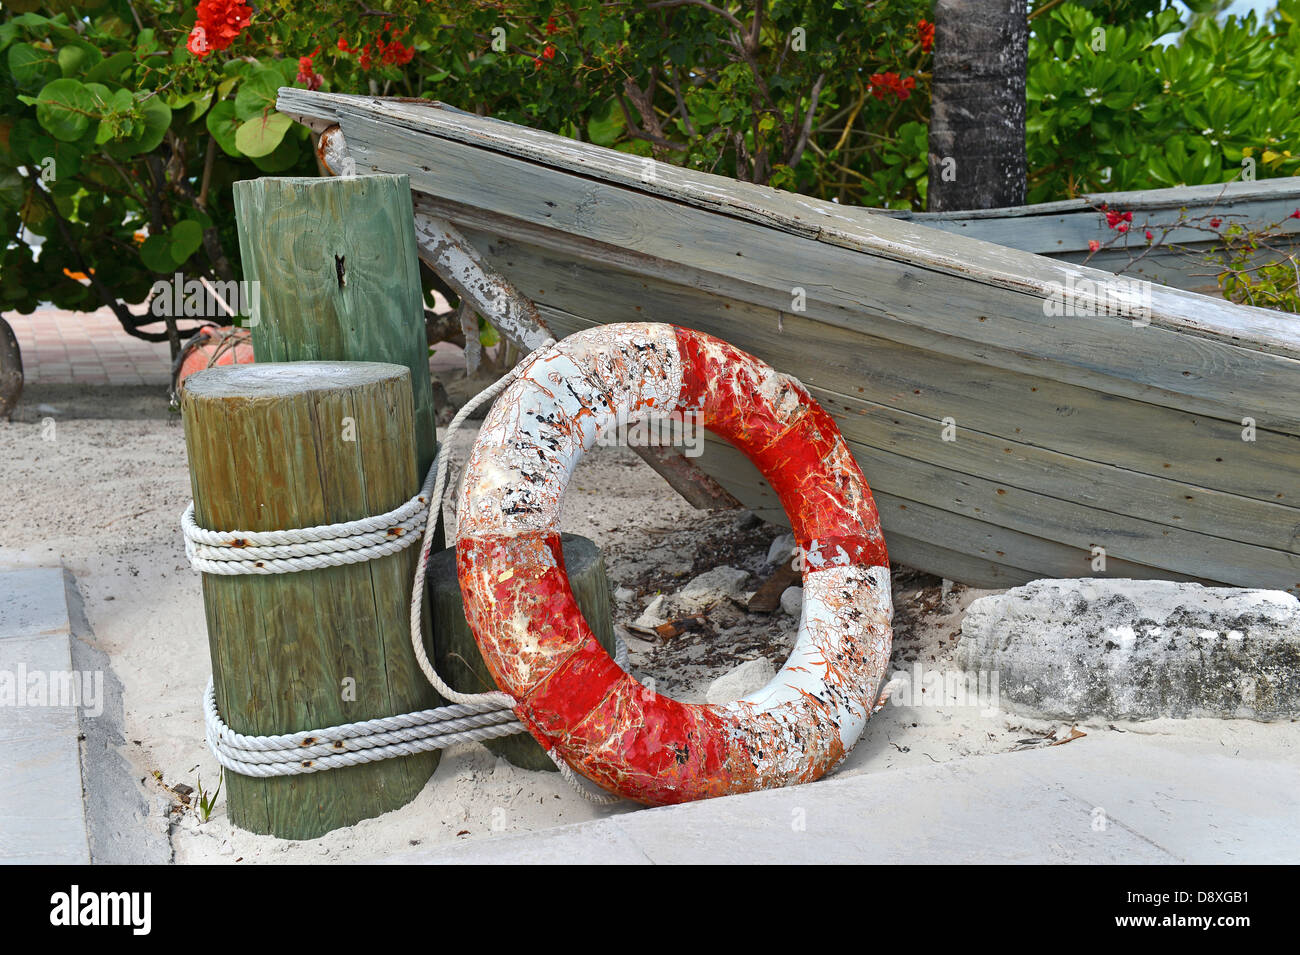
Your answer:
456,323 -> 893,805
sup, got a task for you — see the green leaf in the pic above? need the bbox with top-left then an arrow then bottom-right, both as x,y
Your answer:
140,234 -> 174,274
35,78 -> 97,142
250,131 -> 300,172
103,95 -> 171,158
169,220 -> 204,264
84,50 -> 133,85
586,99 -> 625,147
234,111 -> 292,158
234,69 -> 283,121
0,168 -> 25,210
206,100 -> 242,156
8,43 -> 60,92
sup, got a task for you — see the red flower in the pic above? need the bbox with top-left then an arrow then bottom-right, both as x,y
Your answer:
358,43 -> 373,70
296,55 -> 322,91
534,56 -> 543,69
1290,209 -> 1300,219
1088,239 -> 1101,252
337,36 -> 349,52
869,72 -> 915,101
1117,223 -> 1129,233
1145,230 -> 1154,241
378,37 -> 415,66
543,44 -> 555,59
917,19 -> 934,53
1104,209 -> 1133,229
1210,217 -> 1222,229
546,16 -> 558,35
187,0 -> 253,59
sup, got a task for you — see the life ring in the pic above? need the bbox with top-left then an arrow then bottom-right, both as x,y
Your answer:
456,323 -> 893,805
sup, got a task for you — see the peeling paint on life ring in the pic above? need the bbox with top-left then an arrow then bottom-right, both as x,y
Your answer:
456,323 -> 893,805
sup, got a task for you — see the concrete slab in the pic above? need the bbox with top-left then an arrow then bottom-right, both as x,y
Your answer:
0,567 -> 72,640
0,567 -> 90,864
378,732 -> 1300,864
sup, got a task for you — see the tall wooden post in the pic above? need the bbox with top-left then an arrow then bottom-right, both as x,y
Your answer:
182,361 -> 440,839
232,175 -> 437,477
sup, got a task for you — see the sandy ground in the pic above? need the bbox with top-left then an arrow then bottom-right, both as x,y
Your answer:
2,382 -> 1296,863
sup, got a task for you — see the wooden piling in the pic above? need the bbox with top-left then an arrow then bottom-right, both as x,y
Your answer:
232,174 -> 437,477
427,535 -> 617,771
182,361 -> 440,839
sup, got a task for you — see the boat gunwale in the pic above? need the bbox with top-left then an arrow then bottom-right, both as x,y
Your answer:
278,89 -> 1300,363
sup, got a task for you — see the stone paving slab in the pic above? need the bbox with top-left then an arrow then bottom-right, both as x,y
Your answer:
378,732 -> 1300,865
0,567 -> 89,864
6,308 -> 172,386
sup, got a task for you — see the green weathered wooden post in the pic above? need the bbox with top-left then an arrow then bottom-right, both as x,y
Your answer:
232,174 -> 437,477
182,362 -> 439,839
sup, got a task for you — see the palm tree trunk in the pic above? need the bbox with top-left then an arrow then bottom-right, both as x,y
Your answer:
0,315 -> 24,421
927,0 -> 1028,211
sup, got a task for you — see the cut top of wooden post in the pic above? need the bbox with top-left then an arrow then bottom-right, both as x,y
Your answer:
232,174 -> 438,476
183,360 -> 417,532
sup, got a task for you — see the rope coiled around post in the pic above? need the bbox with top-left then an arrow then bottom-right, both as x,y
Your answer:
185,339 -> 624,805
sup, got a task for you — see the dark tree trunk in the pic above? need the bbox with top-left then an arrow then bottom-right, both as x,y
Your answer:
0,316 -> 23,421
927,0 -> 1028,212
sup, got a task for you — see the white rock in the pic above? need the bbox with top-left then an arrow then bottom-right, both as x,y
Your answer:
780,585 -> 803,617
767,533 -> 796,566
706,658 -> 777,704
672,566 -> 749,614
957,579 -> 1300,720
633,594 -> 667,629
613,586 -> 635,604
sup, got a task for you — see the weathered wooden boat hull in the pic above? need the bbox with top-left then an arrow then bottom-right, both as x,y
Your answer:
882,178 -> 1300,296
279,91 -> 1300,594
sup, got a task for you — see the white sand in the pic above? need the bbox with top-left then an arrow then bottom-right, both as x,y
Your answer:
3,384 -> 1295,863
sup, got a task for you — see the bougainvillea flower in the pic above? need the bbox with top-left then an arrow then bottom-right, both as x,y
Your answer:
188,0 -> 253,59
296,55 -> 322,91
868,72 -> 916,101
917,19 -> 934,53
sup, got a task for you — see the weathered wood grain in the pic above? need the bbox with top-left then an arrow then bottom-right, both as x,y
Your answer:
232,174 -> 438,477
391,153 -> 1300,433
702,439 -> 1219,588
460,230 -> 1300,525
182,362 -> 440,839
277,90 -> 1300,361
272,90 -> 1300,592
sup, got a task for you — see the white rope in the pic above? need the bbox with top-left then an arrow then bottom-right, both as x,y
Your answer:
203,678 -> 526,777
187,338 -> 625,805
181,469 -> 433,575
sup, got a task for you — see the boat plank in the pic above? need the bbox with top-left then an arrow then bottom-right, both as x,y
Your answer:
703,440 -> 1216,587
906,202 -> 1300,256
468,231 -> 1300,508
537,300 -> 1299,553
332,129 -> 1300,431
278,90 -> 1300,362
